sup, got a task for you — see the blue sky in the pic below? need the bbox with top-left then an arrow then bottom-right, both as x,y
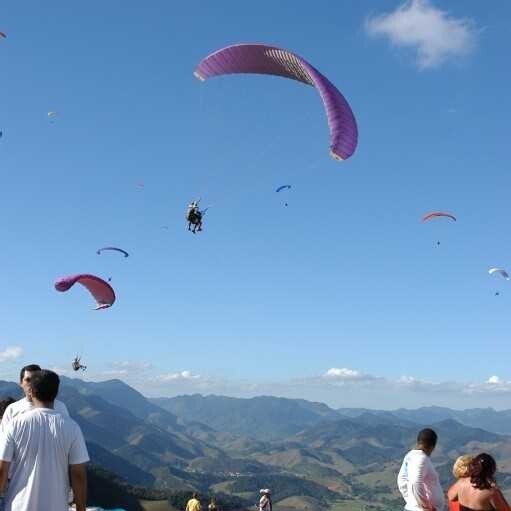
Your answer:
1,1 -> 511,408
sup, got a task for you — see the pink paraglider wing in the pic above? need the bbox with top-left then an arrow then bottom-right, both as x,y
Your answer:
194,43 -> 358,161
54,274 -> 115,309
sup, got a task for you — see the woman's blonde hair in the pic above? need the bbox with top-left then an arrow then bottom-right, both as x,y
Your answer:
453,455 -> 474,479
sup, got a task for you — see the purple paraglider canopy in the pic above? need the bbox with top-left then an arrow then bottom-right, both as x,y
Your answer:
194,43 -> 358,161
54,274 -> 115,310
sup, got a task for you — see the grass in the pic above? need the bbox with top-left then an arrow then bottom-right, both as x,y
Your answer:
329,500 -> 367,511
274,496 -> 322,511
140,500 -> 178,511
354,470 -> 396,488
210,481 -> 236,493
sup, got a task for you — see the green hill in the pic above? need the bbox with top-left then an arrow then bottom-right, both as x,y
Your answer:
152,395 -> 340,441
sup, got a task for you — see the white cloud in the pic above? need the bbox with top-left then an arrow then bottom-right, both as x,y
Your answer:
64,362 -> 511,409
366,0 -> 477,69
156,370 -> 202,382
0,346 -> 23,363
464,377 -> 511,395
397,375 -> 464,394
323,367 -> 377,383
324,367 -> 362,380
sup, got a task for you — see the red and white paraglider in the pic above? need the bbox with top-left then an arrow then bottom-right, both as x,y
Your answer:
422,212 -> 456,246
421,212 -> 457,223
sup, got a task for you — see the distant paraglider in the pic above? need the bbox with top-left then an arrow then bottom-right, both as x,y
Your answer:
54,274 -> 115,310
47,111 -> 58,118
186,200 -> 204,234
489,268 -> 510,280
0,32 -> 6,39
276,185 -> 292,207
96,247 -> 129,258
422,212 -> 456,246
194,43 -> 358,161
489,268 -> 509,297
422,212 -> 457,222
72,356 -> 87,372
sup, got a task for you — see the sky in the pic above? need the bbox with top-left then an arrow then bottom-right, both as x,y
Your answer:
1,0 -> 511,409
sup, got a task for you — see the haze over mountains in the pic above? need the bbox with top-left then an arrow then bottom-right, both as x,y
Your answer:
2,378 -> 511,511
153,394 -> 511,439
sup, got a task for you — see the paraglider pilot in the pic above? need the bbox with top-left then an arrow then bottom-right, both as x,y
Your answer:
72,357 -> 87,372
186,200 -> 203,234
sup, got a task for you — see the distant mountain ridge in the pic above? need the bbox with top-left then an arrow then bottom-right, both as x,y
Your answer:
152,394 -> 340,440
338,405 -> 511,436
152,393 -> 511,440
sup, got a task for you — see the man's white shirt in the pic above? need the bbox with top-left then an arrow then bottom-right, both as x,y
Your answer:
398,449 -> 444,511
1,397 -> 69,430
0,408 -> 89,511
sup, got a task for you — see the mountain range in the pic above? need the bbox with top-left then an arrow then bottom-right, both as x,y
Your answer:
2,379 -> 511,511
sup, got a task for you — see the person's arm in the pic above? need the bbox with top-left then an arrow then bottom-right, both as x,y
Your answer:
0,406 -> 12,432
447,480 -> 460,502
70,463 -> 87,511
68,423 -> 89,511
490,488 -> 511,511
398,458 -> 409,499
0,460 -> 10,493
0,423 -> 14,497
410,455 -> 436,511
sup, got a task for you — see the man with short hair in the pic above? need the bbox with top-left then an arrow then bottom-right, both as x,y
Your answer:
398,428 -> 444,511
0,369 -> 89,511
1,364 -> 69,429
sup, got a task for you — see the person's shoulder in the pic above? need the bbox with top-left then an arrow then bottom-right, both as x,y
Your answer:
405,448 -> 425,459
489,485 -> 503,496
8,406 -> 38,428
59,414 -> 80,429
5,397 -> 29,414
448,478 -> 463,494
45,408 -> 77,428
2,400 -> 15,420
406,449 -> 430,465
54,399 -> 69,413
